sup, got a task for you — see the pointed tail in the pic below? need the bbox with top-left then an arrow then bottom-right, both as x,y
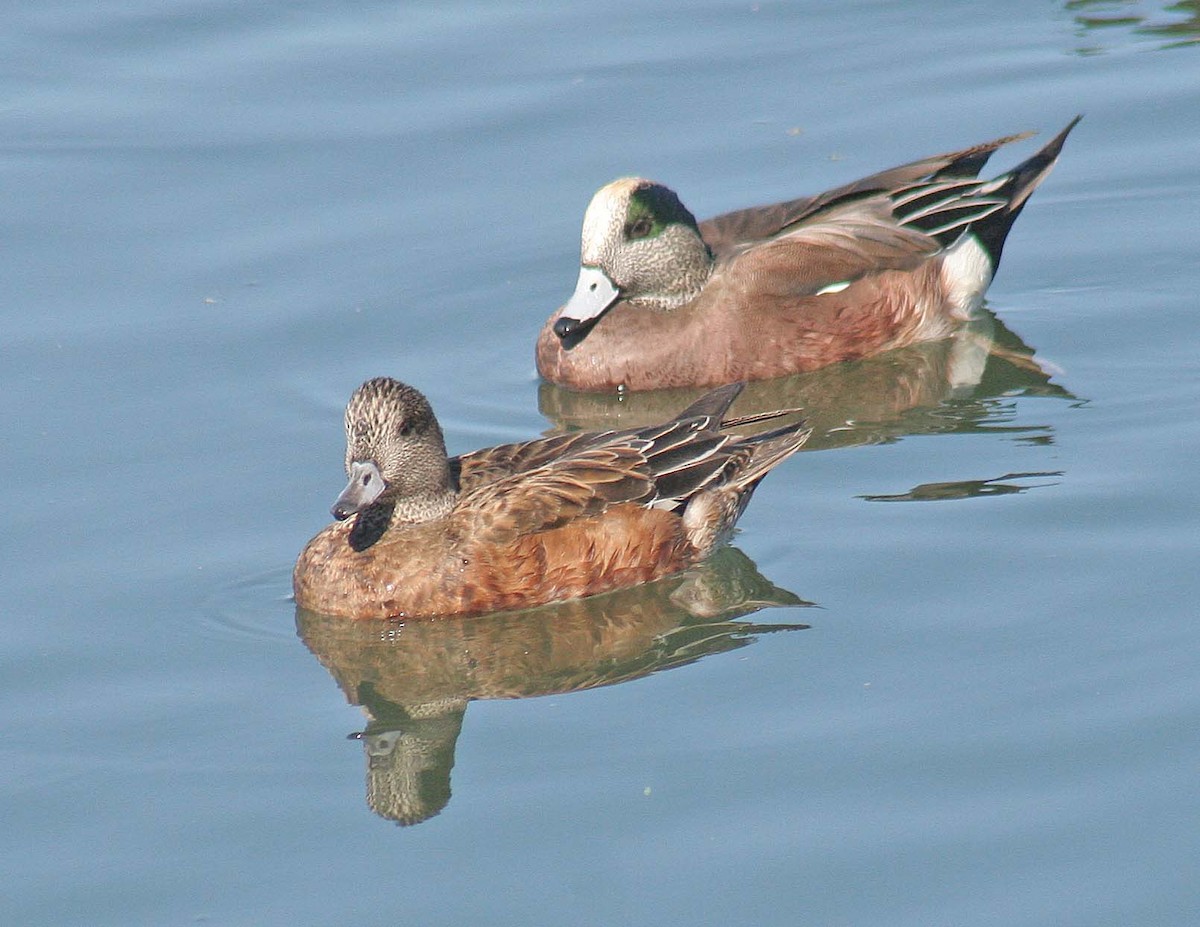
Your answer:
971,115 -> 1082,266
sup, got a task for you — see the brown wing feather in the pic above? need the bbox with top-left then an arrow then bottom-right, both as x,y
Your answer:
459,410 -> 771,541
699,131 -> 1033,256
718,200 -> 941,298
454,384 -> 747,492
459,384 -> 810,546
462,443 -> 656,540
454,429 -> 616,491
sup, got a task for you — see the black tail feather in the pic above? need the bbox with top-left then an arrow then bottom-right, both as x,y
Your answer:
972,115 -> 1082,267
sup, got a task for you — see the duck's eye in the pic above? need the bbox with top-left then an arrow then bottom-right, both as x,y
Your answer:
361,473 -> 371,486
626,216 -> 653,240
398,421 -> 413,436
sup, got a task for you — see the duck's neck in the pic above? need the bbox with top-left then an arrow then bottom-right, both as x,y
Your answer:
650,279 -> 708,312
633,254 -> 713,313
347,486 -> 457,551
389,485 -> 457,525
387,451 -> 458,526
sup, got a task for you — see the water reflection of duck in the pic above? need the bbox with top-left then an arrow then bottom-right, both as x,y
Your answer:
296,547 -> 811,826
1068,2 -> 1200,52
540,309 -> 1073,450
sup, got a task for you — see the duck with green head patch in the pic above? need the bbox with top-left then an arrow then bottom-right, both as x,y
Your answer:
537,118 -> 1080,391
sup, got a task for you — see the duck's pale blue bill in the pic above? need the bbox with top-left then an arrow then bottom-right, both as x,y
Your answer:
553,265 -> 620,342
332,460 -> 386,520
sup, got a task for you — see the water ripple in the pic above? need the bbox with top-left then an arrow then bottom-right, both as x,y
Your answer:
199,566 -> 298,645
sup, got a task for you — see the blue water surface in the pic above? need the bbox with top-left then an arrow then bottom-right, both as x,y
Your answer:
2,2 -> 1198,925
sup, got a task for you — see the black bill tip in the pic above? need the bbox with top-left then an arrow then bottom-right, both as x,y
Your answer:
553,314 -> 600,350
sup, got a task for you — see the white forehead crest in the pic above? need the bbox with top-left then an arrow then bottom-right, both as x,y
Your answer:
580,178 -> 643,263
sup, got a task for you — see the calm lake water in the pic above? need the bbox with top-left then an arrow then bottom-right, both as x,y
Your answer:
4,2 -> 1199,925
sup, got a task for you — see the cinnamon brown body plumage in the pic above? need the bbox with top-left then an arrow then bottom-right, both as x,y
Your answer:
294,380 -> 809,619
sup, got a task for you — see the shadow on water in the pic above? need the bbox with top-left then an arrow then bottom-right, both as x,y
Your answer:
539,310 -> 1075,451
295,547 -> 811,827
1066,0 -> 1200,52
858,471 -> 1065,502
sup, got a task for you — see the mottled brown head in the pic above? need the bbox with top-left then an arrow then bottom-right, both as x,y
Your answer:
331,377 -> 455,524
